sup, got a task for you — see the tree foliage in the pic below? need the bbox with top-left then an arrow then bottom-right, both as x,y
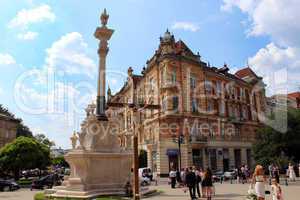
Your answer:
35,134 -> 55,148
0,136 -> 50,179
51,156 -> 69,168
253,108 -> 300,167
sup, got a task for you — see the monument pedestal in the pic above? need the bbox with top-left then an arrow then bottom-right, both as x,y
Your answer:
50,150 -> 132,199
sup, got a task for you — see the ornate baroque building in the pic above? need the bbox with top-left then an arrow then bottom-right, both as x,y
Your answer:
0,113 -> 19,148
106,30 -> 266,176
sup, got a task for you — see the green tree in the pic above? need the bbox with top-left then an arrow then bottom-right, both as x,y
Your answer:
0,136 -> 50,180
51,156 -> 69,168
253,108 -> 300,167
35,134 -> 55,148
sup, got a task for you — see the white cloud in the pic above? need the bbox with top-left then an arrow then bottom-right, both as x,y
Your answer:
0,53 -> 16,65
17,31 -> 39,40
222,0 -> 300,94
249,43 -> 300,73
8,4 -> 56,29
45,32 -> 96,78
171,21 -> 200,32
221,0 -> 300,47
221,0 -> 257,13
249,43 -> 300,94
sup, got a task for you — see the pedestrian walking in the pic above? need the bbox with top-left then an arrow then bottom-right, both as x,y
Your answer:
287,163 -> 296,182
274,166 -> 280,185
186,167 -> 197,200
169,168 -> 177,189
202,168 -> 213,200
271,178 -> 283,200
195,167 -> 202,198
252,165 -> 266,200
241,165 -> 246,184
180,168 -> 186,186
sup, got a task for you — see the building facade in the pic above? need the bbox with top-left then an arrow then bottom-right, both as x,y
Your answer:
0,114 -> 19,148
107,30 -> 266,176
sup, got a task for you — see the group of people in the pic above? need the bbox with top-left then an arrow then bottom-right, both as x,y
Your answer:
235,164 -> 251,184
169,166 -> 213,200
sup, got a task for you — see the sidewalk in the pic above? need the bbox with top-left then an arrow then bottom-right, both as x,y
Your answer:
147,179 -> 300,200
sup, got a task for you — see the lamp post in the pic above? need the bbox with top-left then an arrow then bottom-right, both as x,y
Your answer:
172,133 -> 184,171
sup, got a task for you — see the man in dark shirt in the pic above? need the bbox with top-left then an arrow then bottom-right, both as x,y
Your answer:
185,167 -> 196,199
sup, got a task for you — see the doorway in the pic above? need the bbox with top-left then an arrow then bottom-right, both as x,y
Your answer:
168,155 -> 178,171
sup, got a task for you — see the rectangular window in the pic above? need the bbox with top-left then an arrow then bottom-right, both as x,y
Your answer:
149,77 -> 154,91
192,98 -> 197,113
172,96 -> 179,110
240,88 -> 245,99
205,80 -> 212,94
162,96 -> 166,111
242,106 -> 248,120
216,81 -> 222,95
207,100 -> 213,112
219,101 -> 225,115
210,149 -> 217,170
190,76 -> 196,89
171,69 -> 176,84
228,105 -> 233,117
192,149 -> 203,169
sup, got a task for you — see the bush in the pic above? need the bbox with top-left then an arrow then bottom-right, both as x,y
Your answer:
34,192 -> 45,200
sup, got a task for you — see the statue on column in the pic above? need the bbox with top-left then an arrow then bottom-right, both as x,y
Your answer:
70,131 -> 78,149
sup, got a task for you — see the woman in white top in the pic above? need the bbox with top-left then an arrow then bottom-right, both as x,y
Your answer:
252,165 -> 266,200
288,163 -> 296,181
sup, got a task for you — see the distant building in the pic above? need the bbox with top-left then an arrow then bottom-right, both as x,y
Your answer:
0,113 -> 19,148
51,147 -> 67,158
266,92 -> 300,116
106,30 -> 266,176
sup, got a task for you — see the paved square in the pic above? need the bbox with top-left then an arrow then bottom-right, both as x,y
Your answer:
1,180 -> 299,200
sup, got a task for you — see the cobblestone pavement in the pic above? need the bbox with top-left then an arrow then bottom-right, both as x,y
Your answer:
0,180 -> 299,200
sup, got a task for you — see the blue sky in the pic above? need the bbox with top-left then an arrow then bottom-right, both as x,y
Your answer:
0,0 -> 299,148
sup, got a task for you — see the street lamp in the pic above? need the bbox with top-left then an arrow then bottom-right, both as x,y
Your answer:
172,133 -> 185,171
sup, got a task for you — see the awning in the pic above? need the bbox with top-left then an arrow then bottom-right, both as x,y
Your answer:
166,149 -> 179,156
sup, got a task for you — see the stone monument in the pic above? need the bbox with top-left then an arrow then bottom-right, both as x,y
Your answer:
50,9 -> 132,199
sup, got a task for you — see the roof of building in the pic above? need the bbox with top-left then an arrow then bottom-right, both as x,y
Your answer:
235,67 -> 260,79
288,92 -> 300,99
0,113 -> 20,122
110,32 -> 263,100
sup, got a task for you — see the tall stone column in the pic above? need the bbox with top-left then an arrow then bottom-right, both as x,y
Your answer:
94,9 -> 114,120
